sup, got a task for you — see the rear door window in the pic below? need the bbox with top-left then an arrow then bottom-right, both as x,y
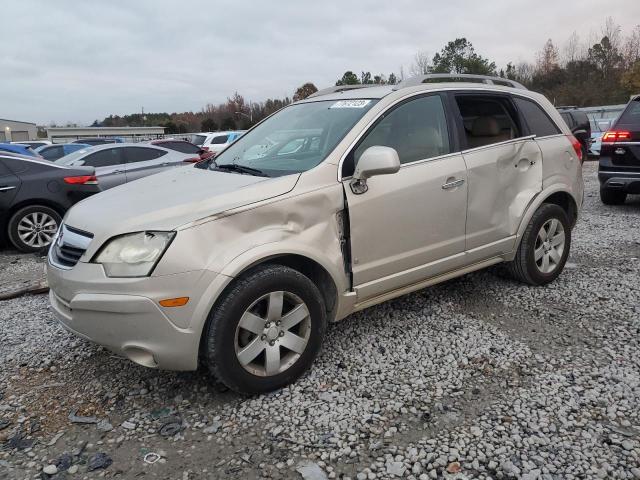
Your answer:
84,148 -> 125,167
455,94 -> 522,149
125,147 -> 167,163
514,97 -> 561,137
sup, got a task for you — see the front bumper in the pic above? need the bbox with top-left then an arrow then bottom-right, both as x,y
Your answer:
47,261 -> 224,370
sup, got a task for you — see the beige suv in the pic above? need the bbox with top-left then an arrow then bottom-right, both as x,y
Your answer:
47,75 -> 584,394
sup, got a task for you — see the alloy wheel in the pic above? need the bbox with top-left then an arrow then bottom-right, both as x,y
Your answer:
17,212 -> 58,248
534,218 -> 565,274
234,291 -> 311,377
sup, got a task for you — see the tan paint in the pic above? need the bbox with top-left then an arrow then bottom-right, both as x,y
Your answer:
46,81 -> 584,372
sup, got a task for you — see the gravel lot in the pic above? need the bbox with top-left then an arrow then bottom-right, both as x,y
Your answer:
1,161 -> 639,480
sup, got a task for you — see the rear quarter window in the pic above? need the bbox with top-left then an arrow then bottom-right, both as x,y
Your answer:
616,99 -> 640,126
165,141 -> 200,154
515,97 -> 561,137
125,147 -> 167,163
210,135 -> 229,145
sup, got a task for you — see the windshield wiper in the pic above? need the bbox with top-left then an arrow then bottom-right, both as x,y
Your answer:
214,163 -> 268,177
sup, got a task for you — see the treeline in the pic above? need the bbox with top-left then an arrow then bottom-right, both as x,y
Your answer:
93,17 -> 640,133
97,93 -> 293,134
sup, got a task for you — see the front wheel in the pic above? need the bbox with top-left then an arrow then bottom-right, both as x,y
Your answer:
8,205 -> 61,253
204,265 -> 327,394
506,204 -> 571,286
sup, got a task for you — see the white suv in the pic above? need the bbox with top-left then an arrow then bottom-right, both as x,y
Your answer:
190,131 -> 245,155
47,75 -> 583,394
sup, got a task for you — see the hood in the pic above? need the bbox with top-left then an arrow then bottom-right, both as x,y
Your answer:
65,166 -> 299,237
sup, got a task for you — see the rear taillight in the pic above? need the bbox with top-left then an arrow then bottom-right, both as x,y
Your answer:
64,175 -> 98,185
602,130 -> 631,143
183,157 -> 200,163
568,135 -> 583,162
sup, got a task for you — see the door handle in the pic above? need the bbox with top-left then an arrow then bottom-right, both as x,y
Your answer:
161,162 -> 169,166
112,169 -> 124,174
442,178 -> 465,190
0,186 -> 16,192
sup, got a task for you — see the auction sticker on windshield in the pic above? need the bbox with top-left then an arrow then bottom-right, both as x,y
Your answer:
329,99 -> 372,109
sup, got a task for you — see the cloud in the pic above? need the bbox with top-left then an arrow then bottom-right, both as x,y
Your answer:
1,0 -> 638,124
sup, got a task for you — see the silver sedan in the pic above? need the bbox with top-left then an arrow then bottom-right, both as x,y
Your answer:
55,143 -> 197,189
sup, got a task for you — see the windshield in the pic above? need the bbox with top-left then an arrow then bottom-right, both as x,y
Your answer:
55,147 -> 93,165
211,99 -> 378,177
191,134 -> 207,146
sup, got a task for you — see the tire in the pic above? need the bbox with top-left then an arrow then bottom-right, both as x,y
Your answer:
506,203 -> 571,286
204,265 -> 327,394
600,188 -> 626,205
8,205 -> 62,253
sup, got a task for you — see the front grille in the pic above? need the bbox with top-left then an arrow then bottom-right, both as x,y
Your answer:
49,224 -> 93,269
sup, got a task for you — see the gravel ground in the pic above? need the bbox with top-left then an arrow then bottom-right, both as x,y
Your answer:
1,162 -> 639,480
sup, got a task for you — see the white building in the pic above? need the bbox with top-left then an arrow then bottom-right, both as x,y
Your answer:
46,126 -> 165,143
0,118 -> 38,142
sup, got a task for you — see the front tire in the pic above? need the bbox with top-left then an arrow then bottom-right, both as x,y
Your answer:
204,265 -> 327,394
507,204 -> 571,286
8,205 -> 61,253
600,188 -> 626,205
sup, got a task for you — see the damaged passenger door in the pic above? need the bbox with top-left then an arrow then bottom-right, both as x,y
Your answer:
451,92 -> 543,261
341,93 -> 468,301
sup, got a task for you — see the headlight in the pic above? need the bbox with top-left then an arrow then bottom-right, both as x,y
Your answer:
94,231 -> 175,277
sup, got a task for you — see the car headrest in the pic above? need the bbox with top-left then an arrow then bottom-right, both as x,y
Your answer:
471,116 -> 501,137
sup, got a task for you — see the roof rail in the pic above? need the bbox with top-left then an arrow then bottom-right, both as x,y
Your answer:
394,74 -> 527,90
307,84 -> 378,98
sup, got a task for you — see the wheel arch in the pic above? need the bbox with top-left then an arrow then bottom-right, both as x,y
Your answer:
7,198 -> 67,221
511,186 -> 579,259
196,250 -> 343,367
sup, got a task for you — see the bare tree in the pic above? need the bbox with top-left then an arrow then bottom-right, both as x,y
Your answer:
602,17 -> 622,50
515,62 -> 535,83
536,39 -> 559,75
562,32 -> 581,65
409,51 -> 431,76
622,25 -> 640,68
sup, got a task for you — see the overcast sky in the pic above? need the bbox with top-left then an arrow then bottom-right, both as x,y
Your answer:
2,0 -> 639,125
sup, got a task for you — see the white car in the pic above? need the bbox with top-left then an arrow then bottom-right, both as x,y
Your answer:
190,131 -> 245,155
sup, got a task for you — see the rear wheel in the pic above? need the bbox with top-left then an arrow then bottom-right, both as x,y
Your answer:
204,265 -> 327,394
600,188 -> 626,205
8,205 -> 61,253
506,203 -> 571,286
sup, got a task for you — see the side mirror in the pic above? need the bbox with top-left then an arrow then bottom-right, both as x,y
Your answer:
350,146 -> 400,194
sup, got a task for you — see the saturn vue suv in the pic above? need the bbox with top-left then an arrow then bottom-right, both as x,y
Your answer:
47,74 -> 584,394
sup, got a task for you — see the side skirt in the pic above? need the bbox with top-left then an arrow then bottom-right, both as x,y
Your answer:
352,256 -> 503,312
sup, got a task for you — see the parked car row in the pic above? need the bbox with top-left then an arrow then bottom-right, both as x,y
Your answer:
0,152 -> 99,252
1,131 -> 244,251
